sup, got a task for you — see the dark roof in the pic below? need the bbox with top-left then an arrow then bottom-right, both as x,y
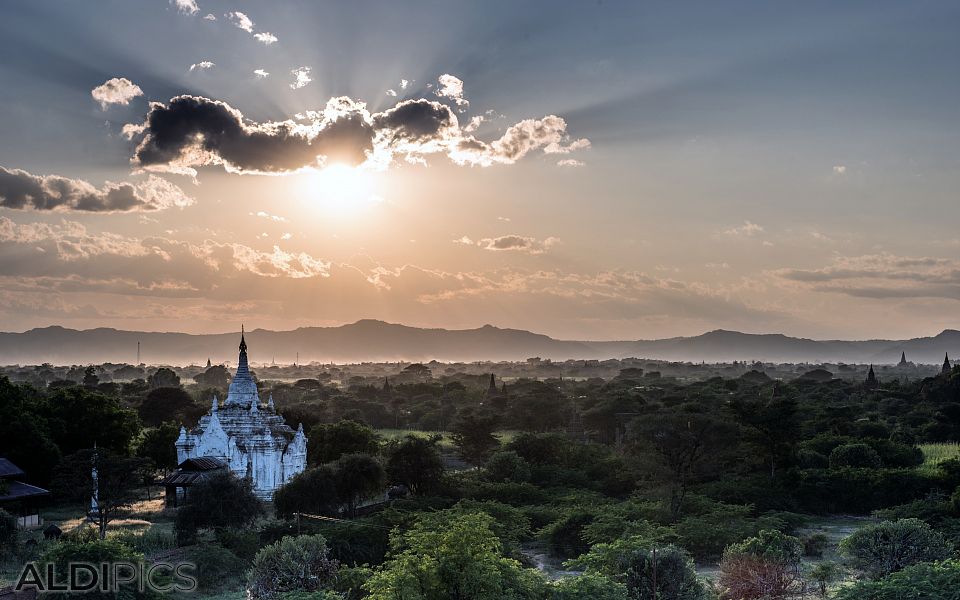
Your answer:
178,457 -> 227,471
0,458 -> 25,479
0,480 -> 50,502
160,471 -> 211,486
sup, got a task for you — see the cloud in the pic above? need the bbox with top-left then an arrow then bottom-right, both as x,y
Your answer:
474,235 -> 559,254
436,74 -> 468,109
225,11 -> 253,32
189,61 -> 215,72
400,79 -> 410,89
125,94 -> 588,175
172,0 -> 199,15
280,233 -> 292,240
775,253 -> 960,301
723,221 -> 764,237
0,166 -> 193,212
253,32 -> 278,45
557,159 -> 584,167
251,211 -> 287,222
833,165 -> 847,174
91,77 -> 143,110
203,13 -> 216,20
385,89 -> 397,97
290,66 -> 312,89
254,69 -> 269,79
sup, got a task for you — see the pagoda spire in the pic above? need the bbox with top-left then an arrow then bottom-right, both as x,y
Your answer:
899,351 -> 907,366
944,353 -> 952,375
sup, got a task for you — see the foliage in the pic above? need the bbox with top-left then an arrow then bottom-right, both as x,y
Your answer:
363,512 -> 544,600
147,367 -> 180,388
831,559 -> 960,600
718,530 -> 803,600
485,450 -> 532,483
275,466 -> 339,519
138,386 -> 196,427
40,537 -> 148,600
838,518 -> 953,579
450,409 -> 501,467
384,433 -> 445,494
247,534 -> 340,600
829,443 -> 883,469
194,364 -> 232,388
570,540 -> 711,600
52,448 -> 152,539
189,544 -> 247,591
549,572 -> 629,600
308,420 -> 380,465
806,561 -> 841,598
0,508 -> 18,560
332,453 -> 385,517
135,421 -> 180,471
175,470 -> 263,544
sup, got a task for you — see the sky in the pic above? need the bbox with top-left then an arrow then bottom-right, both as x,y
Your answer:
1,0 -> 960,341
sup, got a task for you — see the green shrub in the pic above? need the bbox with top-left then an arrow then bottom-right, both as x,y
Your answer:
485,450 -> 532,483
539,509 -> 595,559
829,443 -> 882,469
247,534 -> 339,600
188,544 -> 246,591
550,572 -> 629,599
832,559 -> 960,600
839,518 -> 953,579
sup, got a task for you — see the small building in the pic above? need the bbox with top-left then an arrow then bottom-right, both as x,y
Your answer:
0,458 -> 50,528
160,457 -> 228,508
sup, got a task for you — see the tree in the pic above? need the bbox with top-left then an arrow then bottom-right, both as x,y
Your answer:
838,518 -> 953,579
450,409 -> 500,467
363,512 -> 544,600
52,448 -> 152,539
44,386 -> 142,456
0,508 -> 18,561
485,450 -> 532,483
148,367 -> 181,388
247,534 -> 340,600
728,397 -> 800,477
82,366 -> 100,388
135,422 -> 181,473
332,453 -> 385,517
571,540 -> 710,600
138,386 -> 197,427
718,530 -> 803,600
274,466 -> 339,519
0,376 -> 61,484
194,364 -> 231,388
829,443 -> 882,469
628,412 -> 738,519
308,420 -> 380,466
384,434 -> 445,495
175,470 -> 263,545
807,561 -> 841,598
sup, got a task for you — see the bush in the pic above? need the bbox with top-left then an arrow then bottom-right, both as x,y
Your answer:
485,450 -> 532,484
801,533 -> 829,558
829,443 -> 882,469
832,559 -> 960,600
550,572 -> 629,599
540,509 -> 595,559
0,508 -> 18,560
175,470 -> 263,545
719,530 -> 803,600
572,541 -> 710,600
41,538 -> 148,600
247,535 -> 339,600
189,544 -> 246,591
838,518 -> 953,579
274,466 -> 339,519
795,468 -> 940,513
796,449 -> 829,469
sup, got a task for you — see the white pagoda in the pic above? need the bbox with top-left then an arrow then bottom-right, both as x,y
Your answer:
176,329 -> 307,500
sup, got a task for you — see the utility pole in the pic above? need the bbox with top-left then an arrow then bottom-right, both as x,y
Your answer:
652,547 -> 657,600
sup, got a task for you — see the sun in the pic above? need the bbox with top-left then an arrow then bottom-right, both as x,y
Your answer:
297,163 -> 383,218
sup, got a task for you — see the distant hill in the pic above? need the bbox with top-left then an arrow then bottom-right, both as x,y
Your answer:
1,320 -> 958,365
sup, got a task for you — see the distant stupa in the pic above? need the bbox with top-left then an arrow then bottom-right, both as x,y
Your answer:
944,353 -> 953,375
898,352 -> 908,367
864,364 -> 879,390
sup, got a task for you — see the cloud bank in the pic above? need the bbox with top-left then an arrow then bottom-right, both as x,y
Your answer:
126,94 -> 589,175
0,166 -> 193,212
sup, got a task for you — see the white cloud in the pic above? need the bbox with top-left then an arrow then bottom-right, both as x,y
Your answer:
254,31 -> 278,45
254,69 -> 270,79
289,66 -> 312,90
833,165 -> 847,174
436,74 -> 469,109
225,11 -> 254,32
189,61 -> 215,72
386,89 -> 397,97
723,221 -> 764,237
453,236 -> 474,245
281,233 -> 292,240
203,13 -> 216,20
557,159 -> 585,167
400,79 -> 410,89
172,0 -> 199,15
475,235 -> 559,254
90,77 -> 143,110
251,211 -> 287,222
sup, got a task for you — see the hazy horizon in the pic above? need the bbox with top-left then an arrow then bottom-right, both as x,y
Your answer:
2,1 -> 960,341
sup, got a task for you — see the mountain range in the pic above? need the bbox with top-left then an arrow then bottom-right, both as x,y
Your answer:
1,320 -> 959,365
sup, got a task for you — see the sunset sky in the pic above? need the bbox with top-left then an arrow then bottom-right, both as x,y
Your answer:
2,0 -> 960,340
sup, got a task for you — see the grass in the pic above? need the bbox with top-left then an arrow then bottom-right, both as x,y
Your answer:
920,442 -> 960,474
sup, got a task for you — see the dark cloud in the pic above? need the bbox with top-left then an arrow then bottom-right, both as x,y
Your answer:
372,99 -> 457,144
0,166 -> 192,212
132,95 -> 374,174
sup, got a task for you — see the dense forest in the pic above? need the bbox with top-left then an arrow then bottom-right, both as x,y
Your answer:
3,359 -> 960,599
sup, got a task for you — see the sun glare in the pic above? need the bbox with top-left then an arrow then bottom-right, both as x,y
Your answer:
297,164 -> 383,218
